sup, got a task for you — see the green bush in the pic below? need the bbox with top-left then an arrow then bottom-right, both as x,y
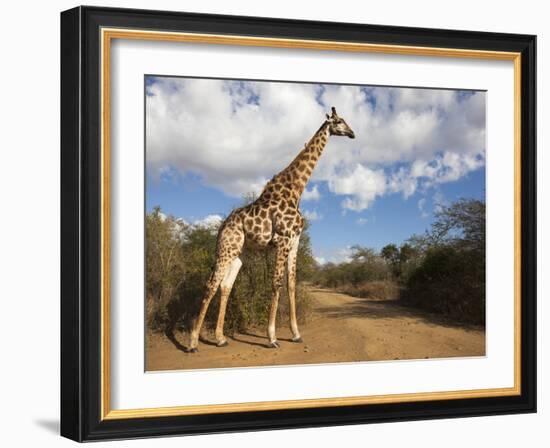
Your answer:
402,246 -> 485,324
400,198 -> 486,325
313,246 -> 391,289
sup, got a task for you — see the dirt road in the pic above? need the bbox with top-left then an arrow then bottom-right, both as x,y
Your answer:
146,287 -> 485,371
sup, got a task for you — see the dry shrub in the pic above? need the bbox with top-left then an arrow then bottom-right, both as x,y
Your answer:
338,280 -> 399,301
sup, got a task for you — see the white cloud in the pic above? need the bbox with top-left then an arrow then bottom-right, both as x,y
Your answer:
356,217 -> 369,226
432,191 -> 447,214
302,184 -> 321,201
314,256 -> 327,265
388,167 -> 418,199
332,246 -> 354,264
328,164 -> 387,211
314,246 -> 355,265
193,214 -> 223,228
147,78 -> 485,211
175,217 -> 189,227
303,210 -> 322,221
417,198 -> 429,218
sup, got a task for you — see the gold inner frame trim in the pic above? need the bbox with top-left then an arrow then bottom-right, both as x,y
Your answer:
100,27 -> 522,421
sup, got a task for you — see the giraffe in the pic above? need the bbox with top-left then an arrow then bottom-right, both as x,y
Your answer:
188,107 -> 355,352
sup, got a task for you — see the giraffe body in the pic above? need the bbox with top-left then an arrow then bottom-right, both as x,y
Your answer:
188,107 -> 355,351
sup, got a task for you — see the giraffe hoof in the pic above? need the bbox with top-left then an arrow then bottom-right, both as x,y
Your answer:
292,337 -> 303,343
268,341 -> 280,349
187,347 -> 198,353
216,340 -> 229,347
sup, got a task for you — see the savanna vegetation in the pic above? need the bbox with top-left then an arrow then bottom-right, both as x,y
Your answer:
313,198 -> 486,325
146,196 -> 486,338
146,199 -> 316,336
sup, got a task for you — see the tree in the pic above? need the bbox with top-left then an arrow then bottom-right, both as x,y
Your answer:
350,245 -> 377,263
429,198 -> 485,252
398,243 -> 416,264
381,243 -> 400,277
381,243 -> 419,280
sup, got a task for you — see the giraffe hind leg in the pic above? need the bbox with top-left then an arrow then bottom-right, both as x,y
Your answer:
267,237 -> 292,348
215,257 -> 242,347
188,223 -> 244,352
287,233 -> 302,343
187,259 -> 230,352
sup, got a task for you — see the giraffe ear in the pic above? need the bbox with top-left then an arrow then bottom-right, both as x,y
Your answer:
326,113 -> 330,120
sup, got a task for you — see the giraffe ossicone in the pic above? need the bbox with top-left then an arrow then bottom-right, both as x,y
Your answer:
188,107 -> 355,351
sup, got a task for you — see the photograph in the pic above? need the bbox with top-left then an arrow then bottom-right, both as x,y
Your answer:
56,4 -> 537,442
144,76 -> 487,371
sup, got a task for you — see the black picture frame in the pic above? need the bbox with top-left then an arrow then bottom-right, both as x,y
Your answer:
61,5 -> 536,442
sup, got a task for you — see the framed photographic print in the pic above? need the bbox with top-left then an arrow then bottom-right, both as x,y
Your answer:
60,6 -> 536,442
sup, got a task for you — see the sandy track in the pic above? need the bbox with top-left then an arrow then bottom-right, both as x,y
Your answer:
146,286 -> 485,371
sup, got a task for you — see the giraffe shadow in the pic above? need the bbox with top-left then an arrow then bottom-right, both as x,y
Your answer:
164,329 -> 219,353
164,329 -> 188,353
198,336 -> 220,347
164,329 -> 297,351
234,331 -> 295,347
228,334 -> 268,348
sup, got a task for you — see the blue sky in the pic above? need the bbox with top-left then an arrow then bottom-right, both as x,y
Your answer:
145,76 -> 485,264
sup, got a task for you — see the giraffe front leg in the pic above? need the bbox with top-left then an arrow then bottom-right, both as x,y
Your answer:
287,233 -> 302,343
215,258 -> 242,347
267,238 -> 291,348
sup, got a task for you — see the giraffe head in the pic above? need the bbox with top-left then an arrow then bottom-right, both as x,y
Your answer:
325,107 -> 355,139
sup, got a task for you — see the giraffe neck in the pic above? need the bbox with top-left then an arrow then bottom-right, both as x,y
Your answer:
262,122 -> 330,205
